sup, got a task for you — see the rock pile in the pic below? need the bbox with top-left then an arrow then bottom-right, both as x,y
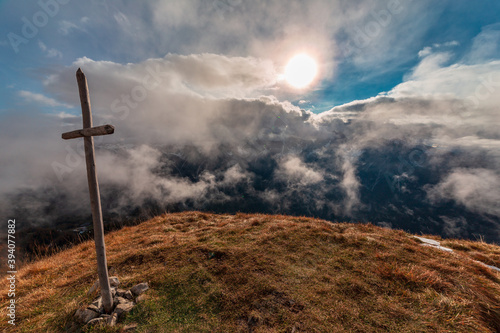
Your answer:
73,277 -> 149,330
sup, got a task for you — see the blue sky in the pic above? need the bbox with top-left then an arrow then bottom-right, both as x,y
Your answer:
1,1 -> 500,239
1,0 -> 499,115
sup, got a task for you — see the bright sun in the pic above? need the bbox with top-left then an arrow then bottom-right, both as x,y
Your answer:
284,54 -> 318,89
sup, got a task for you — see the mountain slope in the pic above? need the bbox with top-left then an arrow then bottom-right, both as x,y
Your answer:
1,212 -> 500,332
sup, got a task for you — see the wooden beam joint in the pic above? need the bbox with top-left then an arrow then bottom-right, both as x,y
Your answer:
62,124 -> 115,140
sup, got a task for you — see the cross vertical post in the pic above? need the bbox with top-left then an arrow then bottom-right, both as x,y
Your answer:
62,68 -> 115,314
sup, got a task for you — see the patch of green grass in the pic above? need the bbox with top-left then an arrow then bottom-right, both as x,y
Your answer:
123,267 -> 222,332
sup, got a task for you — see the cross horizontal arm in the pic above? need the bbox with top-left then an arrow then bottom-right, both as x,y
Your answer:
62,124 -> 115,140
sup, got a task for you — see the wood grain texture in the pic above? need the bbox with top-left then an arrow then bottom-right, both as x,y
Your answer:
62,124 -> 115,140
75,68 -> 114,314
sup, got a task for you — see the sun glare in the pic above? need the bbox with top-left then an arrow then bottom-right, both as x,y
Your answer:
284,54 -> 318,89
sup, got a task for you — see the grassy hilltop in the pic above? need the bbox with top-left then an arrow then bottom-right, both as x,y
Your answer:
1,212 -> 500,332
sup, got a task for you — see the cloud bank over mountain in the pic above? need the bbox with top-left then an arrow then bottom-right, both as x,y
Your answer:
1,0 -> 499,243
2,35 -> 500,242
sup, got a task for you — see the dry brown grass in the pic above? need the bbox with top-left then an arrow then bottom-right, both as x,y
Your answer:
1,212 -> 499,332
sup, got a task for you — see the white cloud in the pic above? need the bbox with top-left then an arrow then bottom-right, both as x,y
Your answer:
3,1 -> 500,242
444,41 -> 460,47
222,164 -> 253,185
49,54 -> 278,100
18,90 -> 71,108
59,20 -> 79,35
466,23 -> 500,64
338,147 -> 361,214
418,46 -> 432,58
388,56 -> 500,110
312,38 -> 500,217
114,11 -> 131,27
277,156 -> 323,185
383,28 -> 500,110
418,41 -> 459,58
98,145 -> 217,204
38,41 -> 63,59
52,112 -> 79,119
59,18 -> 89,35
40,54 -> 316,156
428,169 -> 500,217
341,0 -> 441,70
20,0 -> 441,87
152,0 -> 200,29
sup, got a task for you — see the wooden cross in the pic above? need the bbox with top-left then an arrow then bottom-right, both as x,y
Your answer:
62,68 -> 114,314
